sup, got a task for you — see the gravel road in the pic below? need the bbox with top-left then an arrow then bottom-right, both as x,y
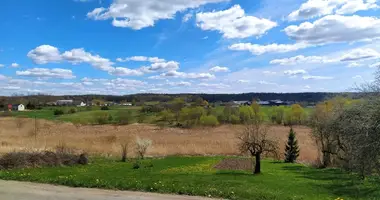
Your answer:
0,180 -> 212,200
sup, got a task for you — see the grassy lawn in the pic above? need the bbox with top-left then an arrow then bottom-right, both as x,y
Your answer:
0,156 -> 378,200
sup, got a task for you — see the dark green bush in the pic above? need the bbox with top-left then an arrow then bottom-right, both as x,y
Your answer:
54,109 -> 64,116
101,106 -> 110,110
68,108 -> 77,114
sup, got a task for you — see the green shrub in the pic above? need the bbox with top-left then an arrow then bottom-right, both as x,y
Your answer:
132,161 -> 140,169
200,115 -> 219,126
101,106 -> 110,110
230,115 -> 240,124
68,108 -> 77,114
117,110 -> 133,125
93,112 -> 110,124
54,109 -> 64,116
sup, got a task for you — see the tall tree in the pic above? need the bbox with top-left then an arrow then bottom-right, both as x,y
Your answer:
284,128 -> 300,163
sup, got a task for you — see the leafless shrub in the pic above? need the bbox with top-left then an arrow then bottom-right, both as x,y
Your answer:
135,137 -> 152,159
120,137 -> 131,162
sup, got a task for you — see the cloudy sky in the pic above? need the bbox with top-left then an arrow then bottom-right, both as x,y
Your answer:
1,0 -> 380,95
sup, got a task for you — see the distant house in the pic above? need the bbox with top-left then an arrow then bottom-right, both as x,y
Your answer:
76,102 -> 86,107
122,103 -> 132,106
11,104 -> 25,111
258,101 -> 270,105
232,101 -> 251,106
56,100 -> 74,106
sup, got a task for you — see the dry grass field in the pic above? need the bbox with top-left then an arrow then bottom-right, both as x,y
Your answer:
0,117 -> 318,162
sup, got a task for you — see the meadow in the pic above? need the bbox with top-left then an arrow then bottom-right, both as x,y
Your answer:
10,105 -> 314,125
0,156 -> 378,200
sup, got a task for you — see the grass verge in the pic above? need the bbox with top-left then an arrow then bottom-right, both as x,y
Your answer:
0,156 -> 379,200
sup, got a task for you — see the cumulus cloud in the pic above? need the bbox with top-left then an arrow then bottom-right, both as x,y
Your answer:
87,0 -> 227,30
285,15 -> 380,45
288,0 -> 379,21
302,75 -> 333,80
353,75 -> 363,79
263,71 -> 276,75
117,56 -> 166,63
198,82 -> 230,88
155,70 -> 215,80
109,67 -> 144,76
166,81 -> 192,86
209,66 -> 229,72
27,45 -> 62,64
238,80 -> 250,83
339,48 -> 380,61
284,69 -> 307,76
28,45 -> 114,71
16,68 -> 76,79
229,42 -> 310,55
270,48 -> 380,66
61,48 -> 114,71
270,55 -> 329,65
196,5 -> 277,38
10,63 -> 19,68
0,64 -> 4,67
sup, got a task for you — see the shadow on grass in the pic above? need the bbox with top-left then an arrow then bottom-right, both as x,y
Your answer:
282,165 -> 380,199
215,170 -> 252,176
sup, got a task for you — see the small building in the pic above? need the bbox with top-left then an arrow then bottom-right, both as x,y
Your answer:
56,100 -> 74,106
76,102 -> 86,107
11,104 -> 25,111
232,101 -> 251,106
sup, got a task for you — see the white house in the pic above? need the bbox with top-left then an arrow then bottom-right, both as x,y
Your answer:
76,102 -> 86,107
12,104 -> 25,111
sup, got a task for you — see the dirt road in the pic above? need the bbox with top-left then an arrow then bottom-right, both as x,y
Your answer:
0,180 -> 212,200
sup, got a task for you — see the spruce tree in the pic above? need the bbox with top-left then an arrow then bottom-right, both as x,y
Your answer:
284,127 -> 300,163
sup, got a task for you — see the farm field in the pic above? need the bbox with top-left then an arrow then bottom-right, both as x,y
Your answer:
0,156 -> 378,200
0,117 -> 318,162
9,105 -> 314,125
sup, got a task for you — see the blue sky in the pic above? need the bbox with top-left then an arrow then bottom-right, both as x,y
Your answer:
0,0 -> 380,95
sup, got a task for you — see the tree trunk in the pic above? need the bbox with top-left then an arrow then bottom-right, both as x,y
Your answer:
322,151 -> 331,168
254,153 -> 261,174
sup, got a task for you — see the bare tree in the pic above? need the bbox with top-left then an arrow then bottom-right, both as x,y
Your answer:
119,136 -> 131,162
238,122 -> 278,174
135,137 -> 152,159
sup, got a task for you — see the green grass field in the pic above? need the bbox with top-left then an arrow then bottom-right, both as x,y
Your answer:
0,156 -> 378,200
10,105 -> 313,125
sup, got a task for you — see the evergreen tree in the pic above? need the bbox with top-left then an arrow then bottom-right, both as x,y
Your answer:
284,127 -> 300,163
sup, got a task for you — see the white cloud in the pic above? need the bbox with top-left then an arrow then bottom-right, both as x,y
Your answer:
302,75 -> 333,80
258,80 -> 277,85
304,85 -> 311,89
339,48 -> 380,61
157,70 -> 215,80
353,75 -> 363,79
16,68 -> 76,79
141,61 -> 180,73
28,45 -> 114,72
196,5 -> 277,39
285,15 -> 380,45
87,0 -> 227,30
263,71 -> 276,75
10,63 -> 19,68
288,0 -> 379,21
61,48 -> 114,71
27,45 -> 62,64
167,81 -> 192,86
2,86 -> 21,90
237,80 -> 250,83
370,62 -> 380,68
270,55 -> 329,65
0,74 -> 7,80
0,64 -> 4,67
284,69 -> 307,76
182,13 -> 193,22
109,67 -> 144,76
117,56 -> 166,63
347,62 -> 363,68
198,83 -> 230,88
229,42 -> 310,55
209,66 -> 229,72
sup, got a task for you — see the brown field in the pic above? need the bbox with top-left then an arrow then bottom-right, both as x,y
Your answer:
0,117 -> 318,162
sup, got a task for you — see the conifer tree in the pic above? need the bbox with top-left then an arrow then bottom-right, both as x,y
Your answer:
284,127 -> 300,163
